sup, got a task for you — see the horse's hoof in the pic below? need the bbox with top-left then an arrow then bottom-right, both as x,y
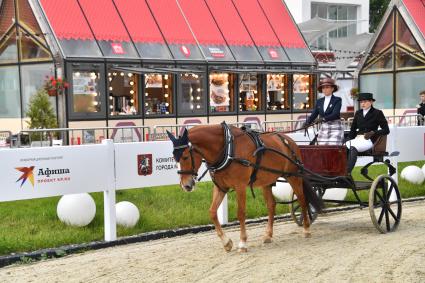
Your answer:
263,237 -> 272,244
303,232 -> 312,238
237,247 -> 248,253
223,238 -> 233,252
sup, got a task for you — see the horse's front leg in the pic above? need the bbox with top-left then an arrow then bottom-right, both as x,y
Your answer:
235,187 -> 248,252
261,186 -> 276,243
209,185 -> 233,252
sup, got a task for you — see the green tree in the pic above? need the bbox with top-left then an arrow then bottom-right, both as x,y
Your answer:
369,0 -> 391,32
26,89 -> 58,130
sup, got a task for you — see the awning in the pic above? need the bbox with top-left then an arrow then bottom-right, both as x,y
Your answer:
113,0 -> 172,60
111,66 -> 204,74
37,0 -> 315,64
329,33 -> 373,71
39,0 -> 102,57
78,0 -> 139,58
178,0 -> 235,62
204,0 -> 262,62
258,0 -> 306,49
299,17 -> 353,43
210,67 -> 316,74
146,0 -> 204,61
232,0 -> 288,62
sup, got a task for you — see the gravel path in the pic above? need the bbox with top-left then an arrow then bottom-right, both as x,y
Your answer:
1,200 -> 425,282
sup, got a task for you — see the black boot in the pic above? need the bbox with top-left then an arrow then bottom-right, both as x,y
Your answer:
347,146 -> 358,174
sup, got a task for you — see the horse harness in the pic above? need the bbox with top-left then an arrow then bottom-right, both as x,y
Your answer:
173,122 -> 306,198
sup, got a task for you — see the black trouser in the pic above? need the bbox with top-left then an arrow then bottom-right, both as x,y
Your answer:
347,147 -> 358,174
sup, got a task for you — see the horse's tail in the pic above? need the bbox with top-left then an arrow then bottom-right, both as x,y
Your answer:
302,179 -> 323,213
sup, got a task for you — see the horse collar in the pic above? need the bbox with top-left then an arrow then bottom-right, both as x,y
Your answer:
208,122 -> 234,172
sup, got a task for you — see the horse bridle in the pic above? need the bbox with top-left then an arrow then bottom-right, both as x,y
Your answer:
173,143 -> 200,178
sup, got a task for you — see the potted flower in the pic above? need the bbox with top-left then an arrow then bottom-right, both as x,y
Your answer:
44,76 -> 69,96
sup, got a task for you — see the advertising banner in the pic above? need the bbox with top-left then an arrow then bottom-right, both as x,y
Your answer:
0,143 -> 111,202
114,141 -> 210,190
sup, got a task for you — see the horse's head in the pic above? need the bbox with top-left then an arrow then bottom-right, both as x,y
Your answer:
167,128 -> 202,192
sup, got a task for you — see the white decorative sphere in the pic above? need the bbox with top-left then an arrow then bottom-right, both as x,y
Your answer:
57,193 -> 96,227
116,201 -> 140,228
401,166 -> 425,184
323,188 -> 347,201
272,178 -> 293,201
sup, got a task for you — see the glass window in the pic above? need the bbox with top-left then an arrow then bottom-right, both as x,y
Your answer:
144,73 -> 173,115
178,72 -> 207,115
68,64 -> 105,118
293,74 -> 314,110
395,47 -> 425,69
363,49 -> 393,72
21,64 -> 55,116
0,65 -> 20,118
59,40 -> 102,58
0,30 -> 18,63
19,28 -> 52,61
209,73 -> 234,113
267,74 -> 289,111
371,12 -> 394,54
238,73 -> 263,112
360,73 -> 393,109
396,71 -> 425,109
107,68 -> 140,117
396,11 -> 423,53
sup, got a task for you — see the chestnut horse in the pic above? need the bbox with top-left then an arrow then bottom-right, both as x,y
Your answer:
167,122 -> 322,252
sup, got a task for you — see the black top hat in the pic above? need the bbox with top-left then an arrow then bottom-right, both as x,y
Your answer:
357,92 -> 375,101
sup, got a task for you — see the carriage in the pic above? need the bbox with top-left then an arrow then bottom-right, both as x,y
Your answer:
284,135 -> 402,234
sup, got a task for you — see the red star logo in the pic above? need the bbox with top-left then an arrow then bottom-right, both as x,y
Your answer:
15,166 -> 35,188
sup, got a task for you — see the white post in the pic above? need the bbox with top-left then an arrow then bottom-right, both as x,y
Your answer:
391,124 -> 398,183
217,194 -> 228,224
103,139 -> 116,241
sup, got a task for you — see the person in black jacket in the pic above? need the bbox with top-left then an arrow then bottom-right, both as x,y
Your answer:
305,78 -> 343,145
346,92 -> 390,173
417,90 -> 425,125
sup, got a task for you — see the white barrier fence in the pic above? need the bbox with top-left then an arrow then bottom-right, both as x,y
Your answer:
0,126 -> 424,241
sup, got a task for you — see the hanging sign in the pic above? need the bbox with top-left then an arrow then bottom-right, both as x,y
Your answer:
180,45 -> 191,57
209,47 -> 225,58
268,48 -> 279,59
111,43 -> 125,54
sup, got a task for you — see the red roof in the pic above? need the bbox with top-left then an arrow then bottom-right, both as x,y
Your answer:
232,0 -> 281,47
78,0 -> 130,42
39,0 -> 94,40
114,0 -> 164,43
403,0 -> 425,39
146,0 -> 197,45
204,0 -> 254,46
258,0 -> 306,48
178,0 -> 226,45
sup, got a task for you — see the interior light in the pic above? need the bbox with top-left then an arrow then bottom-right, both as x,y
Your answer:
130,90 -> 134,94
130,81 -> 134,86
109,87 -> 113,91
164,94 -> 169,98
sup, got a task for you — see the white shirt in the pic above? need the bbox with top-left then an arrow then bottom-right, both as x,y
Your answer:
363,107 -> 371,117
323,95 -> 332,111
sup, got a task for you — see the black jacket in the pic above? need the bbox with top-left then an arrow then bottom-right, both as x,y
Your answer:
348,106 -> 390,143
307,95 -> 341,124
418,103 -> 425,125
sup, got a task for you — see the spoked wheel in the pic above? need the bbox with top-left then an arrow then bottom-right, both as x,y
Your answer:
289,190 -> 320,226
369,174 -> 402,233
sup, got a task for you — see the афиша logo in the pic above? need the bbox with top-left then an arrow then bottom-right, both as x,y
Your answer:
137,154 -> 152,176
15,166 -> 35,188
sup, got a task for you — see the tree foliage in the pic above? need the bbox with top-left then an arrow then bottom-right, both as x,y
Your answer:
26,89 -> 58,129
369,0 -> 391,32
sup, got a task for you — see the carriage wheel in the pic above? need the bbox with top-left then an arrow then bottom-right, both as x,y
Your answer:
289,190 -> 319,226
369,174 -> 402,233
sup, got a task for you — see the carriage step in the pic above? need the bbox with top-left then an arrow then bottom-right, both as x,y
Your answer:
353,181 -> 372,190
